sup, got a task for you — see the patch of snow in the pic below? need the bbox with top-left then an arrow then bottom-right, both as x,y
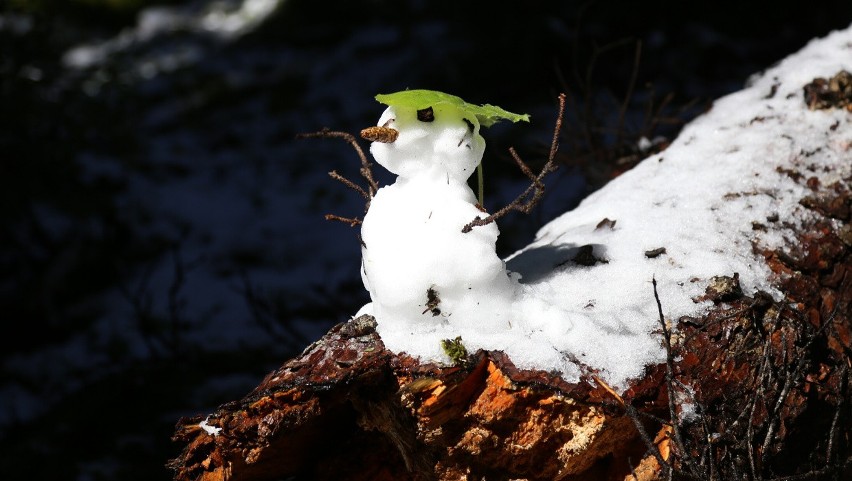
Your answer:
199,415 -> 222,436
200,0 -> 282,35
361,24 -> 852,391
63,0 -> 284,69
676,383 -> 700,424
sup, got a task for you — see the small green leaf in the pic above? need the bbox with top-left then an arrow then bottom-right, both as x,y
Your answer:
375,89 -> 530,127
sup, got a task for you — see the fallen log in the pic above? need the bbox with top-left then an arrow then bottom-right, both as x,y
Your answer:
169,25 -> 851,481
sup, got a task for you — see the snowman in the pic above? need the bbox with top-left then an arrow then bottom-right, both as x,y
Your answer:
357,90 -> 530,338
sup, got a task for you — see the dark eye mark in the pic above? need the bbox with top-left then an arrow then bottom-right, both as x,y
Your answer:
417,107 -> 435,122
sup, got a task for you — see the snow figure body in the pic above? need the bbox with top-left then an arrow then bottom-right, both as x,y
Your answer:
359,95 -> 521,334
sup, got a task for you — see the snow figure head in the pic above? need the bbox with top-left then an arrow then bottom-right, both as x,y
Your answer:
357,90 -> 530,358
367,103 -> 485,182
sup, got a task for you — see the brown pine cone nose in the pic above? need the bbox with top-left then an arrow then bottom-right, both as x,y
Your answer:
360,126 -> 399,143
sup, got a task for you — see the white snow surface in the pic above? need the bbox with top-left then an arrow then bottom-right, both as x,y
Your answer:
359,25 -> 852,391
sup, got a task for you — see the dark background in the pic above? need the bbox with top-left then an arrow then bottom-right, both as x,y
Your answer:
2,1 -> 850,479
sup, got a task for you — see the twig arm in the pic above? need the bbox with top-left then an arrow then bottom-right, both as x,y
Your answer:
297,129 -> 378,227
462,93 -> 566,233
296,129 -> 379,196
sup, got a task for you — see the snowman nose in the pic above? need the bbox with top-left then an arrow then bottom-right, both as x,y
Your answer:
360,126 -> 399,143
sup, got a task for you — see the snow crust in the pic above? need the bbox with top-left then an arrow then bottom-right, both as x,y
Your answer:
362,27 -> 851,391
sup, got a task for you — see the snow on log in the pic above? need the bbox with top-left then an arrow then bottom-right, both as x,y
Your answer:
169,25 -> 852,481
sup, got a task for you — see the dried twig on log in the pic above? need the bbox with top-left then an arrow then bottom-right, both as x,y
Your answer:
296,129 -> 379,224
461,93 -> 566,233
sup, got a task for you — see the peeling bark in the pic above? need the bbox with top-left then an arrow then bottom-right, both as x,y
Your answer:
169,313 -> 673,481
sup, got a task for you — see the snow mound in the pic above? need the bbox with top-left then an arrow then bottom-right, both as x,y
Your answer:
359,24 -> 852,391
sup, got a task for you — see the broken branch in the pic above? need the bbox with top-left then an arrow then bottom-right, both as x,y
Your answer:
324,214 -> 362,226
653,276 -> 706,480
461,92 -> 566,233
298,128 -> 379,226
329,170 -> 369,200
296,128 -> 379,196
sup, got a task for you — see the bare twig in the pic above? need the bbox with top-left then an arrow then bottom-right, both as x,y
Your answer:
625,404 -> 672,477
570,25 -> 638,157
511,148 -> 539,181
298,129 -> 379,226
329,170 -> 369,199
616,40 -> 642,147
167,244 -> 202,355
826,365 -> 848,464
672,378 -> 719,479
167,247 -> 185,353
766,455 -> 852,481
642,90 -> 675,138
656,279 -> 848,480
592,374 -> 624,405
747,333 -> 774,481
628,459 -> 639,481
760,331 -> 793,466
117,259 -> 162,357
760,304 -> 842,471
653,276 -> 706,480
461,93 -> 566,233
297,129 -> 378,195
324,214 -> 362,226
